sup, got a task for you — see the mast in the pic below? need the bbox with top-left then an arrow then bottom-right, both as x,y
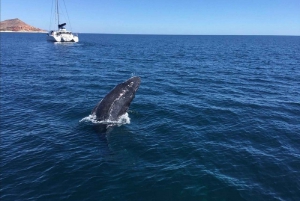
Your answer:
56,0 -> 60,29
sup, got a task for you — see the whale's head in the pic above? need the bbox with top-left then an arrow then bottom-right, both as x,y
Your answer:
92,76 -> 141,122
123,76 -> 141,95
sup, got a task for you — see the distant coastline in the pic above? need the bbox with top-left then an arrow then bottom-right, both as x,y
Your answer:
0,30 -> 47,33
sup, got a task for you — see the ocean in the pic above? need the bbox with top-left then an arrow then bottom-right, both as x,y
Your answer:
1,33 -> 299,201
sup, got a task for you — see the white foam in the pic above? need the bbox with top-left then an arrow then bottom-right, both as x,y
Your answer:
117,112 -> 131,125
79,113 -> 130,126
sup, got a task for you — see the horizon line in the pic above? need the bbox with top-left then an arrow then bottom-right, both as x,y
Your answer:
1,31 -> 299,37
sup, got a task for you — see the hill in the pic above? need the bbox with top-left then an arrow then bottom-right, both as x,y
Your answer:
0,18 -> 46,32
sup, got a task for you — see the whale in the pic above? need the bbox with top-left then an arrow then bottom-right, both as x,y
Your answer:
91,76 -> 141,130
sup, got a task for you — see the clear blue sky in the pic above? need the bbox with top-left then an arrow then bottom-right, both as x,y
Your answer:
1,0 -> 300,35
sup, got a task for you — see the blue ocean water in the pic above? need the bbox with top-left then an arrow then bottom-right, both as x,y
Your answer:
1,33 -> 300,201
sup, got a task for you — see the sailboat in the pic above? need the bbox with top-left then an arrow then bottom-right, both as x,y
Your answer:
46,0 -> 79,42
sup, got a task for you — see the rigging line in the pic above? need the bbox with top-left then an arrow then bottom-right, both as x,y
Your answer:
49,0 -> 54,30
57,0 -> 60,25
63,0 -> 73,32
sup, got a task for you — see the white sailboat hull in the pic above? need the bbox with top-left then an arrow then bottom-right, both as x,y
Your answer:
47,30 -> 79,42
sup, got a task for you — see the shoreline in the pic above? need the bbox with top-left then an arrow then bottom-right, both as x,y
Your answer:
0,30 -> 47,33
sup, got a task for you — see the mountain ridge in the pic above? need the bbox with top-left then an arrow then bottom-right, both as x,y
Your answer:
0,18 -> 46,32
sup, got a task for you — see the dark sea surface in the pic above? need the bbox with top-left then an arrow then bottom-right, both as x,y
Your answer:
1,33 -> 300,201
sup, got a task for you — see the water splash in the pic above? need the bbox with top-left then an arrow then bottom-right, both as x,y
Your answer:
80,113 -> 130,126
